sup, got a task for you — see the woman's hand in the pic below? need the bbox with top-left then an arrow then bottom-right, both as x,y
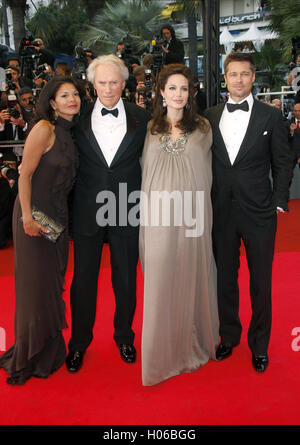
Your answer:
22,217 -> 50,237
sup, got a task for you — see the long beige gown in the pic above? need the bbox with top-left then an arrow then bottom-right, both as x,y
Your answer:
139,122 -> 219,386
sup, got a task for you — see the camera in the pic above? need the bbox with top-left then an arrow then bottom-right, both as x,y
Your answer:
150,36 -> 165,76
137,69 -> 154,111
118,43 -> 135,74
0,154 -> 18,181
5,68 -> 17,91
33,63 -> 52,81
8,108 -> 20,119
72,42 -> 95,80
18,36 -> 41,56
18,36 -> 42,79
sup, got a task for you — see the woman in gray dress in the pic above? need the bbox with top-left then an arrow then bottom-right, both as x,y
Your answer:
0,77 -> 82,385
139,64 -> 219,386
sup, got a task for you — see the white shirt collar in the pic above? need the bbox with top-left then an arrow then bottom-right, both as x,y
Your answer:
94,97 -> 124,114
228,93 -> 253,107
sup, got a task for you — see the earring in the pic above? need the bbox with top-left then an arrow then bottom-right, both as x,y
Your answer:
162,97 -> 167,108
53,109 -> 59,120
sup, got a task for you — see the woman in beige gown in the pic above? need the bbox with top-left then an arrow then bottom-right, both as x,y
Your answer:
139,64 -> 219,386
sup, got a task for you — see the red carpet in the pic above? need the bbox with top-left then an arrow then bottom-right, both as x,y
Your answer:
0,200 -> 300,426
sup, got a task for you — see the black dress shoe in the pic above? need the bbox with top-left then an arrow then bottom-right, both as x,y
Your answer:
118,344 -> 136,364
252,353 -> 269,373
216,343 -> 233,361
66,350 -> 85,373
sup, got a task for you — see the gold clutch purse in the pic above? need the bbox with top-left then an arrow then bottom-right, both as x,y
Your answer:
31,207 -> 65,243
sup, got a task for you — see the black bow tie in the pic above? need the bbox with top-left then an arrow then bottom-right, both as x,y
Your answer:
101,107 -> 118,117
227,100 -> 249,113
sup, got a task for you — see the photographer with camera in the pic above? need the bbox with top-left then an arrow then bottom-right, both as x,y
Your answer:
18,36 -> 55,93
18,87 -> 36,124
133,65 -> 155,112
159,25 -> 185,65
2,64 -> 33,99
0,104 -> 27,140
0,94 -> 28,159
288,53 -> 300,104
116,42 -> 139,99
72,42 -> 95,81
33,63 -> 54,94
27,38 -> 55,68
0,151 -> 18,248
4,65 -> 22,94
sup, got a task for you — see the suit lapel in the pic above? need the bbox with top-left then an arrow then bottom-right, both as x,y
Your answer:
210,103 -> 232,166
110,102 -> 137,167
80,100 -> 139,168
233,99 -> 269,165
82,102 -> 109,167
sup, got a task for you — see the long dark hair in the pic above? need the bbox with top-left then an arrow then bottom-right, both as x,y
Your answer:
150,64 -> 209,135
30,76 -> 84,129
160,24 -> 176,40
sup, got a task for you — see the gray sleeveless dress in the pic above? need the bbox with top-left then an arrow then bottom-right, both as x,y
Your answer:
139,123 -> 219,386
0,116 -> 77,385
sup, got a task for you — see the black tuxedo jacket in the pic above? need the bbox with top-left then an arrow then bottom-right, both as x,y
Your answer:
164,38 -> 184,65
292,130 -> 300,166
0,121 -> 26,141
205,99 -> 294,230
71,100 -> 150,237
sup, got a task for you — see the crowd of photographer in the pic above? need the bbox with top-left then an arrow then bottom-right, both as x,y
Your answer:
0,37 -> 54,248
1,24 -> 299,248
0,25 -> 186,248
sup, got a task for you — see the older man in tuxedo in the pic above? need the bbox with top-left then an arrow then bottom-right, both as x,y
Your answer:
66,55 -> 150,372
205,52 -> 294,372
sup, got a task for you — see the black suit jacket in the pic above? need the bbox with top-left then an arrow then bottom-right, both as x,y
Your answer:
0,121 -> 26,141
164,38 -> 184,65
205,99 -> 294,231
71,100 -> 151,237
0,121 -> 26,156
292,130 -> 300,166
288,117 -> 300,165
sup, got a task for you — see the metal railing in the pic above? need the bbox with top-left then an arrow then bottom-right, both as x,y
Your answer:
255,86 -> 296,113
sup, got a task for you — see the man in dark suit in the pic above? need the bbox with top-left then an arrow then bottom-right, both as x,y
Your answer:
292,128 -> 300,167
160,24 -> 185,65
288,103 -> 300,167
0,103 -> 27,158
66,54 -> 150,373
205,52 -> 294,372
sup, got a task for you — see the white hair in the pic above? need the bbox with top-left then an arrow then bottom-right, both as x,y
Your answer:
87,54 -> 129,83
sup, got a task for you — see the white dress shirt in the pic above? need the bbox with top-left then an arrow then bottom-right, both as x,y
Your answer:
91,98 -> 127,166
219,93 -> 254,165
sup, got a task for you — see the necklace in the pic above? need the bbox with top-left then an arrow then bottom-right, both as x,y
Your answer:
159,132 -> 189,155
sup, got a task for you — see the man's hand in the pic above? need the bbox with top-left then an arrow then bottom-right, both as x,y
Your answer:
0,166 -> 15,188
10,114 -> 26,128
0,109 -> 10,125
33,76 -> 45,88
290,122 -> 297,136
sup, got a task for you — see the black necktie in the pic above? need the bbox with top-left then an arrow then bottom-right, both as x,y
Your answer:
226,100 -> 249,113
101,107 -> 118,117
